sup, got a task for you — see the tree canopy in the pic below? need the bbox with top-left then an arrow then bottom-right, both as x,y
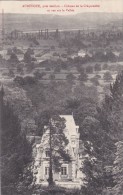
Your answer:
1,95 -> 32,194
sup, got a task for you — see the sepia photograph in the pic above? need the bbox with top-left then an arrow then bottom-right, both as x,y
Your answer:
0,0 -> 123,194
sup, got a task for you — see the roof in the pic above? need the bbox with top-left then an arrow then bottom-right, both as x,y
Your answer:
60,115 -> 79,136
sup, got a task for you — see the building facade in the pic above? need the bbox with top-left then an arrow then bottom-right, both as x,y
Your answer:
34,115 -> 84,188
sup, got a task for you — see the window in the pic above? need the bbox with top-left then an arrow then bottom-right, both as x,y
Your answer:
45,150 -> 50,157
72,140 -> 75,145
45,167 -> 49,175
61,167 -> 67,175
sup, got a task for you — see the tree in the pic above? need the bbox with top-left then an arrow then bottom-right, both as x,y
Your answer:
8,69 -> 15,78
103,64 -> 108,70
103,71 -> 113,82
14,76 -> 25,86
94,71 -> 123,194
90,77 -> 99,86
34,71 -> 46,80
0,87 -> 33,194
94,64 -> 101,71
78,71 -> 88,82
40,112 -> 71,186
112,141 -> 123,195
93,51 -> 106,62
106,51 -> 116,62
17,66 -> 24,75
66,73 -> 76,84
49,73 -> 55,80
103,71 -> 123,194
80,114 -> 115,195
26,62 -> 35,73
23,76 -> 37,85
9,53 -> 19,64
24,51 -> 32,63
118,52 -> 123,61
73,73 -> 123,194
54,66 -> 61,73
86,66 -> 93,74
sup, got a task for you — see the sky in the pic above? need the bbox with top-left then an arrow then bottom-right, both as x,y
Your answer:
0,0 -> 123,15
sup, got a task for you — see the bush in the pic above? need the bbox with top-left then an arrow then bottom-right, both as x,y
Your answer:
66,73 -> 76,83
14,76 -> 37,86
86,66 -> 93,73
90,77 -> 99,86
9,53 -> 19,63
54,66 -> 61,73
78,72 -> 88,82
95,74 -> 101,79
33,186 -> 82,195
8,69 -> 15,77
103,71 -> 113,81
94,64 -> 101,71
34,71 -> 46,80
49,73 -> 55,80
103,64 -> 108,70
45,67 -> 51,71
14,76 -> 25,86
23,76 -> 37,85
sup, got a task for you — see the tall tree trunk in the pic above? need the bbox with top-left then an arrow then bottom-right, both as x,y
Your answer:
48,119 -> 54,186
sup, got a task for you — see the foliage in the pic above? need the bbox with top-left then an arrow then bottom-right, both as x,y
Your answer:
112,141 -> 123,195
1,98 -> 32,194
8,69 -> 15,78
9,53 -> 19,64
80,115 -> 114,194
78,72 -> 123,194
90,77 -> 99,86
5,86 -> 38,134
102,71 -> 123,194
94,63 -> 101,71
34,71 -> 46,80
103,71 -> 113,81
106,51 -> 116,62
93,51 -> 106,62
86,66 -> 93,73
78,71 -> 88,82
66,73 -> 76,82
24,51 -> 32,63
17,66 -> 24,75
49,73 -> 55,80
34,185 -> 82,195
14,76 -> 37,86
103,64 -> 109,70
41,113 -> 71,186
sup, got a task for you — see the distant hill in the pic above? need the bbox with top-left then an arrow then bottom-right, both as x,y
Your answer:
1,12 -> 123,32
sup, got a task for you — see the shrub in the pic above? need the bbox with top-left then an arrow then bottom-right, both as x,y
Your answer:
94,64 -> 101,71
90,77 -> 99,86
103,71 -> 113,81
86,66 -> 93,73
103,64 -> 108,70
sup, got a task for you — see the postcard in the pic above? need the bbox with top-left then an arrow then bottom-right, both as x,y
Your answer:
0,0 -> 123,195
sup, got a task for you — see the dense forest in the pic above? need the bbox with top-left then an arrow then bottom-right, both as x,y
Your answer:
1,70 -> 123,195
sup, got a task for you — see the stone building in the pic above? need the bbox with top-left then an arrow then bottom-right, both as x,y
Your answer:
34,115 -> 84,189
